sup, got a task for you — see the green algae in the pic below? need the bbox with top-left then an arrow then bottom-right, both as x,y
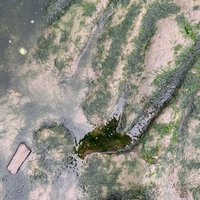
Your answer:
45,0 -> 80,25
80,154 -> 154,199
36,32 -> 58,61
179,73 -> 199,109
82,2 -> 142,118
81,1 -> 96,17
192,186 -> 200,200
30,168 -> 48,184
105,186 -> 154,200
174,44 -> 183,55
123,158 -> 139,173
118,0 -> 179,117
123,1 -> 179,77
140,145 -> 159,164
153,122 -> 175,139
77,118 -> 131,159
80,155 -> 121,199
32,123 -> 75,182
176,15 -> 197,41
153,67 -> 177,89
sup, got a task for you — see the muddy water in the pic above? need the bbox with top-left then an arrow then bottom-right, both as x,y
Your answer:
0,1 -> 108,199
0,0 -> 74,199
0,0 -> 47,95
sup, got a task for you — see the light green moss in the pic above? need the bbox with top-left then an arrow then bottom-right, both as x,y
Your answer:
81,1 -> 96,17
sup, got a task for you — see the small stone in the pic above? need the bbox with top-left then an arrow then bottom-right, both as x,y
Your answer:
19,47 -> 27,55
8,40 -> 12,44
30,20 -> 35,24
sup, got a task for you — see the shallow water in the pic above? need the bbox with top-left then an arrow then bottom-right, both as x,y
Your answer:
0,1 -> 73,199
0,0 -> 47,95
0,0 -> 102,199
0,0 -> 47,53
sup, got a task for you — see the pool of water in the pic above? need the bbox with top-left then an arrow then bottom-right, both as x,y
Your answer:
0,1 -> 98,199
0,0 -> 48,94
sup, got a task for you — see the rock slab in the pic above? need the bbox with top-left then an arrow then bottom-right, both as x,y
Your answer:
7,143 -> 31,174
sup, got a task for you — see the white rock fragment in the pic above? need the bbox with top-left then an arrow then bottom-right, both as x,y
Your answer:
7,143 -> 31,174
30,20 -> 35,24
8,40 -> 12,44
19,47 -> 27,55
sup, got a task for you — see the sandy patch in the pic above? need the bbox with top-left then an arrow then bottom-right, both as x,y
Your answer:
156,108 -> 175,124
174,0 -> 200,24
145,166 -> 185,200
29,185 -> 52,200
0,91 -> 29,156
139,17 -> 191,97
186,170 -> 200,188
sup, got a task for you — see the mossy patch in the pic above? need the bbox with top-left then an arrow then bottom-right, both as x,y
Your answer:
174,44 -> 183,55
77,118 -> 131,159
36,32 -> 58,61
105,185 -> 154,200
81,1 -> 96,17
80,155 -> 121,199
83,2 -> 142,117
80,154 -> 154,199
191,186 -> 200,200
176,15 -> 197,41
124,1 -> 179,77
140,144 -> 160,164
31,123 -> 75,182
153,122 -> 175,139
44,0 -> 80,24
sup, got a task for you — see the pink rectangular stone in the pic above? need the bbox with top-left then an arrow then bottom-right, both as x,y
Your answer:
7,143 -> 31,174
